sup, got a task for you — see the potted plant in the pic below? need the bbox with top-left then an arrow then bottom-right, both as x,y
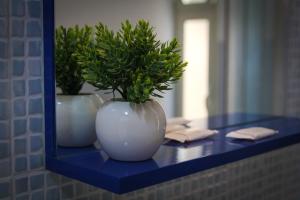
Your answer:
78,20 -> 187,161
55,25 -> 103,147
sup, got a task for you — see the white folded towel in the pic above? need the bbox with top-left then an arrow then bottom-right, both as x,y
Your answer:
226,127 -> 278,140
166,124 -> 187,133
167,117 -> 191,126
165,128 -> 218,143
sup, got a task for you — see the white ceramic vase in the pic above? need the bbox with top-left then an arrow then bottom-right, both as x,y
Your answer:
96,99 -> 166,161
56,94 -> 103,147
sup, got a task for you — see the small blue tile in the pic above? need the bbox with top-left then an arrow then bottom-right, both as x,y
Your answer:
0,122 -> 9,140
12,19 -> 24,37
14,119 -> 27,136
15,177 -> 28,194
16,194 -> 29,200
31,190 -> 44,200
30,154 -> 43,169
0,0 -> 8,17
28,60 -> 41,77
46,173 -> 60,187
27,1 -> 41,18
29,117 -> 42,133
30,135 -> 43,152
13,60 -> 25,76
12,40 -> 24,57
15,157 -> 27,172
0,82 -> 9,99
29,79 -> 42,95
0,161 -> 11,178
14,138 -> 27,155
75,183 -> 87,196
28,98 -> 43,114
13,80 -> 26,97
102,192 -> 113,200
0,181 -> 11,198
28,41 -> 41,56
12,0 -> 25,17
60,176 -> 72,184
14,99 -> 26,116
27,21 -> 41,37
0,41 -> 8,58
0,142 -> 10,159
61,184 -> 74,199
46,188 -> 60,200
0,19 -> 8,37
30,174 -> 44,190
0,101 -> 9,120
0,61 -> 8,78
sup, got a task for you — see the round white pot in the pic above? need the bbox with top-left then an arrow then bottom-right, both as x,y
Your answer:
56,94 -> 103,147
96,99 -> 166,161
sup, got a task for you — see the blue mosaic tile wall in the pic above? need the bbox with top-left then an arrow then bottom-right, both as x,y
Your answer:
286,0 -> 300,117
0,0 -> 300,199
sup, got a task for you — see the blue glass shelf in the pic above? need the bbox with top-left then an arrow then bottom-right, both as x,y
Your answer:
45,114 -> 300,194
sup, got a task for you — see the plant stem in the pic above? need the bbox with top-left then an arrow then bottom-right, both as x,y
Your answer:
116,88 -> 126,99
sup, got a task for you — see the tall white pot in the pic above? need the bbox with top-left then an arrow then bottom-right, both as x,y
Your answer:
96,100 -> 166,161
56,94 -> 103,147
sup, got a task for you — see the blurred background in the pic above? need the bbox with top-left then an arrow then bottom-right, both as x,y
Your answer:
55,0 -> 298,120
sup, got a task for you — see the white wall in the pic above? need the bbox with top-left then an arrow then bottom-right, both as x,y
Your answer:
55,0 -> 176,117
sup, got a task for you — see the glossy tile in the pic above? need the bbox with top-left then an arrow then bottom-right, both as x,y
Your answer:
27,1 -> 41,18
0,61 -> 8,78
28,41 -> 41,57
14,138 -> 27,155
29,117 -> 42,133
46,187 -> 60,200
12,40 -> 25,57
28,79 -> 42,95
0,101 -> 9,120
11,0 -> 25,17
61,184 -> 74,199
0,181 -> 11,198
0,122 -> 9,140
28,59 -> 41,77
16,194 -> 29,200
0,161 -> 10,178
14,119 -> 27,136
31,190 -> 44,200
13,59 -> 25,76
0,19 -> 7,37
0,81 -> 9,99
12,19 -> 24,37
30,154 -> 43,169
30,174 -> 44,190
15,157 -> 27,172
0,41 -> 8,58
15,176 -> 28,194
30,135 -> 43,152
26,21 -> 41,37
13,80 -> 26,97
46,173 -> 59,187
0,0 -> 8,17
28,98 -> 42,114
0,142 -> 10,159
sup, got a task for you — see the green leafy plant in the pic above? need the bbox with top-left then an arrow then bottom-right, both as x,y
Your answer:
78,20 -> 187,103
55,25 -> 93,95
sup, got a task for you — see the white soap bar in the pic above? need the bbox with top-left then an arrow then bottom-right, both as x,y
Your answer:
165,128 -> 218,143
167,117 -> 191,126
226,127 -> 278,140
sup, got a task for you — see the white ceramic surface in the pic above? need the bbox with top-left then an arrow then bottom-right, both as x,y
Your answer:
96,100 -> 166,161
56,94 -> 103,147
